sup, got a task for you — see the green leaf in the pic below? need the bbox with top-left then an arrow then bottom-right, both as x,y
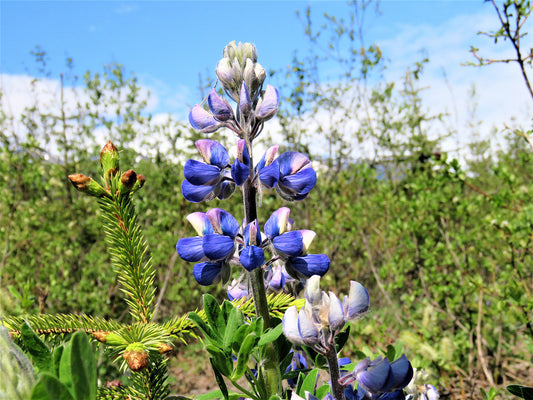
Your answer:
52,345 -> 64,377
507,385 -> 533,400
205,345 -> 232,376
257,323 -> 283,347
30,372 -> 75,400
69,331 -> 97,400
210,358 -> 229,400
204,294 -> 225,339
231,324 -> 252,353
20,321 -> 52,372
334,325 -> 351,353
223,307 -> 244,351
188,311 -> 219,345
231,332 -> 259,380
299,368 -> 319,397
315,383 -> 331,400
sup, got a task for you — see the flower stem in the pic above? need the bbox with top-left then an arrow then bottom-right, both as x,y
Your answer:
326,345 -> 345,400
243,179 -> 281,397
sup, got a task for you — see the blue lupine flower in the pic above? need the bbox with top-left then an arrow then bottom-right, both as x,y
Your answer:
207,89 -> 234,122
239,81 -> 253,116
340,355 -> 413,397
182,140 -> 235,203
265,208 -> 329,278
282,305 -> 305,346
276,152 -> 317,201
265,263 -> 292,291
239,220 -> 265,271
230,140 -> 280,188
176,208 -> 238,286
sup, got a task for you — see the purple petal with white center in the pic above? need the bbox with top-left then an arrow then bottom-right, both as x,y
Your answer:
184,159 -> 222,186
264,207 -> 290,239
231,159 -> 250,186
287,254 -> 330,277
176,237 -> 205,262
215,181 -> 235,200
273,231 -> 304,257
300,230 -> 316,253
189,105 -> 221,133
239,245 -> 264,271
203,233 -> 235,261
207,89 -> 233,122
181,179 -> 216,203
389,355 -> 413,390
328,291 -> 345,331
193,262 -> 223,286
297,308 -> 319,345
186,212 -> 214,236
195,139 -> 230,168
258,160 -> 279,188
206,208 -> 239,237
256,145 -> 279,170
236,140 -> 250,165
255,85 -> 280,120
239,81 -> 252,115
282,306 -> 304,345
357,357 -> 393,394
344,281 -> 369,321
278,152 -> 312,176
280,168 -> 317,195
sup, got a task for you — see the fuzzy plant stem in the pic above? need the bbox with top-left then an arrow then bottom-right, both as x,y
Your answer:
325,345 -> 345,400
243,179 -> 281,397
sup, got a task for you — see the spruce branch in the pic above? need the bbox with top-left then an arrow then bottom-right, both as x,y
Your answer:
97,184 -> 156,324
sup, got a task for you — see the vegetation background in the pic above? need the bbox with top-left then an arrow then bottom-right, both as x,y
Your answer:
1,1 -> 531,399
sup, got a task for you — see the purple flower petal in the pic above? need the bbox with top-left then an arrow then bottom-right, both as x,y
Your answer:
282,306 -> 304,345
328,291 -> 345,331
186,212 -> 214,236
239,245 -> 264,271
193,262 -> 223,286
184,159 -> 222,186
268,266 -> 286,290
181,179 -> 216,203
189,105 -> 221,133
344,281 -> 369,321
264,207 -> 290,238
255,85 -> 279,120
236,139 -> 251,165
278,151 -> 312,176
273,231 -> 304,257
239,81 -> 252,115
208,89 -> 234,122
358,357 -> 393,394
206,208 -> 239,237
231,159 -> 250,186
227,279 -> 248,301
258,160 -> 279,188
287,254 -> 330,278
279,168 -> 317,196
176,237 -> 205,262
243,220 -> 261,246
203,233 -> 235,260
389,355 -> 413,390
195,139 -> 230,168
298,308 -> 319,345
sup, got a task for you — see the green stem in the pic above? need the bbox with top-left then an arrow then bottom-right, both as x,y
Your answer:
243,177 -> 281,397
231,379 -> 260,400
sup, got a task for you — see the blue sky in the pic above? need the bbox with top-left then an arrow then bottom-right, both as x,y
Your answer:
1,1 -> 531,158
